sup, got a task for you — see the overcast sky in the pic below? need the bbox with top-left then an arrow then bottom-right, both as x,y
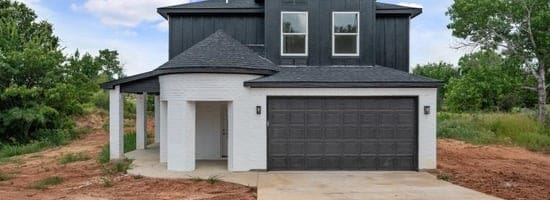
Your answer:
17,0 -> 471,75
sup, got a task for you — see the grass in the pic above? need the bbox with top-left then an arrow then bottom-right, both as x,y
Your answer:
0,127 -> 92,159
0,157 -> 22,165
58,152 -> 91,164
438,112 -> 550,152
0,172 -> 12,181
29,176 -> 63,190
101,176 -> 113,187
97,132 -> 137,164
100,159 -> 133,175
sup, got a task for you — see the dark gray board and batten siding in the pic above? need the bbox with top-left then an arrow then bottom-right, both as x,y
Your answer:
169,13 -> 265,59
265,0 -> 377,66
376,15 -> 410,72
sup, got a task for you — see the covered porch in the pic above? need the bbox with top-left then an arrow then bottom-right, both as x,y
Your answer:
124,143 -> 258,187
106,82 -> 234,172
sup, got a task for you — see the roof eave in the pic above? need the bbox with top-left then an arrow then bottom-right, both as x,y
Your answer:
244,81 -> 442,88
376,7 -> 423,18
158,8 -> 265,19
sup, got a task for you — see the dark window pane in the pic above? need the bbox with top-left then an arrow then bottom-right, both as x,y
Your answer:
334,13 -> 358,33
334,35 -> 357,54
283,13 -> 307,33
283,35 -> 306,54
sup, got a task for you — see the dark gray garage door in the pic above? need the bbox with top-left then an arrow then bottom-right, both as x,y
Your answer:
268,97 -> 418,171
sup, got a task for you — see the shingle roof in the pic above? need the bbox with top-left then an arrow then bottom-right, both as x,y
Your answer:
158,0 -> 264,18
156,30 -> 278,75
161,0 -> 263,9
244,66 -> 442,88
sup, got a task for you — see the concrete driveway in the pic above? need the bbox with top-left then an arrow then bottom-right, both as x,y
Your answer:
257,172 -> 500,200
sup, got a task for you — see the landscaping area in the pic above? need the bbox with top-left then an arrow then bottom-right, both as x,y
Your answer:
436,112 -> 550,200
0,113 -> 256,200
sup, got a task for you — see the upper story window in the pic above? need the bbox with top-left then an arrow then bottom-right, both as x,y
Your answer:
281,12 -> 308,56
333,12 -> 360,56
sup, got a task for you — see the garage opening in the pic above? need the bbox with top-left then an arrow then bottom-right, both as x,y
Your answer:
195,102 -> 229,170
267,97 -> 418,171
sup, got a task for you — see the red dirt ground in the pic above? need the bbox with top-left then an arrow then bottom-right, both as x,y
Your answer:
0,113 -> 256,200
437,139 -> 550,200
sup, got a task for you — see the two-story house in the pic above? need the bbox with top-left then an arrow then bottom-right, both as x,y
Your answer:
101,0 -> 440,172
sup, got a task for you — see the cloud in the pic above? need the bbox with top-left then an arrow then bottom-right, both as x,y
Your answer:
80,0 -> 191,27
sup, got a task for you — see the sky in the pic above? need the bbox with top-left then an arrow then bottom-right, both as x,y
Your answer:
17,0 -> 471,76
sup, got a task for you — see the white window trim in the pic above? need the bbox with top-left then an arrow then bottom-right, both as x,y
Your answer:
281,11 -> 308,57
332,11 -> 360,57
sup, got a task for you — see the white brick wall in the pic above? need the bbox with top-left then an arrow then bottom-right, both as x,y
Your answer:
160,73 -> 437,171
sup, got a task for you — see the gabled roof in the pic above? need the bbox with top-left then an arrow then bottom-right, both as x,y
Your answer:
158,0 -> 264,18
244,66 -> 442,88
157,30 -> 277,74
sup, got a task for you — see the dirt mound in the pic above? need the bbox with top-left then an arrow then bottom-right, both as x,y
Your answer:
438,139 -> 550,200
0,113 -> 256,200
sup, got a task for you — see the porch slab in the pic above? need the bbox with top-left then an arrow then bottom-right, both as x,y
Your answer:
125,144 -> 259,187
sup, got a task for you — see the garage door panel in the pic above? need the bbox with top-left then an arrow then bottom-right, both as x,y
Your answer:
289,127 -> 305,139
361,142 -> 378,155
270,112 -> 289,124
360,157 -> 378,169
325,142 -> 342,155
306,142 -> 323,155
306,112 -> 322,124
343,142 -> 361,154
343,127 -> 359,138
268,97 -> 417,171
269,127 -> 289,139
306,127 -> 323,139
288,142 -> 305,155
325,127 -> 341,139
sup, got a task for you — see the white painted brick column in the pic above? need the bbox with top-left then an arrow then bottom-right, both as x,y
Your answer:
136,93 -> 148,150
154,96 -> 160,143
109,86 -> 124,160
160,100 -> 168,163
167,100 -> 196,171
418,89 -> 438,170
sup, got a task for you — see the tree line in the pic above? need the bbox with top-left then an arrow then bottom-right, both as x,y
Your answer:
0,0 -> 124,145
415,0 -> 548,123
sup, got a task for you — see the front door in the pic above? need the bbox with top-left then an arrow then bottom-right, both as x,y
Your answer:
220,105 -> 228,158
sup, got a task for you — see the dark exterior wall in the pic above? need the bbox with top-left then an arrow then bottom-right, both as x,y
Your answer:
264,0 -> 376,66
376,15 -> 410,72
169,13 -> 265,59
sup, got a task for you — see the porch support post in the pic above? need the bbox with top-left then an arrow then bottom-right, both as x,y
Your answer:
154,96 -> 160,143
167,100 -> 195,171
160,100 -> 168,163
136,93 -> 148,150
109,85 -> 124,160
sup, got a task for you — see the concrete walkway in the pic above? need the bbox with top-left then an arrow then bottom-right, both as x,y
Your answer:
126,147 -> 501,200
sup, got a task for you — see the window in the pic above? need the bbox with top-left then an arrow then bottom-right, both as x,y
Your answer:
333,12 -> 359,56
281,12 -> 308,56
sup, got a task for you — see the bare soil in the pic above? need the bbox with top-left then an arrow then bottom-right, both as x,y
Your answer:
438,139 -> 550,200
0,113 -> 256,200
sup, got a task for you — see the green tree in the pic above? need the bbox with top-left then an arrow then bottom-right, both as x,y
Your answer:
0,0 -> 123,144
413,62 -> 459,97
447,0 -> 549,122
446,51 -> 524,112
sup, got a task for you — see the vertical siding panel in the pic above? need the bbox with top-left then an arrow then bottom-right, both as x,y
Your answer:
375,17 -> 386,66
308,0 -> 319,65
319,0 -> 332,65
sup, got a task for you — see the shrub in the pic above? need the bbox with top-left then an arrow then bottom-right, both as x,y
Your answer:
206,175 -> 222,184
29,176 -> 63,190
58,152 -> 91,164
